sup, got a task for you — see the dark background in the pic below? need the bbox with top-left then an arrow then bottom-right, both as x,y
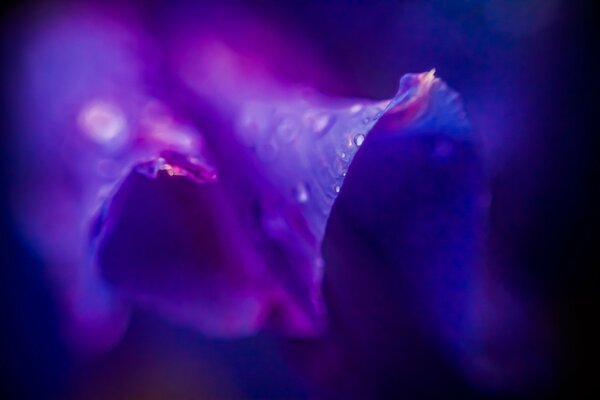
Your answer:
1,0 -> 598,398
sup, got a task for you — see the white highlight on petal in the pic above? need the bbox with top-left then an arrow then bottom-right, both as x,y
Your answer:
78,100 -> 127,145
293,181 -> 310,203
349,103 -> 363,114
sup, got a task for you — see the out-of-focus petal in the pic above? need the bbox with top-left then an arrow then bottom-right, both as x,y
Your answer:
9,10 -> 203,352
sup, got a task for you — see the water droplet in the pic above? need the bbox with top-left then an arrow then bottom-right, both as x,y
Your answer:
353,134 -> 365,147
334,185 -> 340,193
293,182 -> 310,203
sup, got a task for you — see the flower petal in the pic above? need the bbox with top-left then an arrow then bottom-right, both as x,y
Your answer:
9,11 -> 202,351
94,64 -> 464,339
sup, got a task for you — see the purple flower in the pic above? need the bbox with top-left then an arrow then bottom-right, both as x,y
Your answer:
8,4 -> 552,395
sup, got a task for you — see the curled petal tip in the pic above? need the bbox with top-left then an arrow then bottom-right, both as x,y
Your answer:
382,70 -> 470,137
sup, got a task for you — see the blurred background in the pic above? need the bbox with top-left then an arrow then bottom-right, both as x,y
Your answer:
1,0 -> 597,398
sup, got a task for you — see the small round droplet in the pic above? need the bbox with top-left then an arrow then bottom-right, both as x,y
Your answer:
293,182 -> 310,203
353,134 -> 365,147
334,185 -> 341,193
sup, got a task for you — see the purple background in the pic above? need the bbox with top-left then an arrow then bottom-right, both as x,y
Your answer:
1,0 -> 598,398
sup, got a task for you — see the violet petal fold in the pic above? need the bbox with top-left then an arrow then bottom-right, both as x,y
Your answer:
94,70 -> 469,339
11,7 -> 482,347
10,12 -> 204,351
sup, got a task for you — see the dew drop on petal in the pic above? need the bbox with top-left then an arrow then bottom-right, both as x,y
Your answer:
353,133 -> 365,147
